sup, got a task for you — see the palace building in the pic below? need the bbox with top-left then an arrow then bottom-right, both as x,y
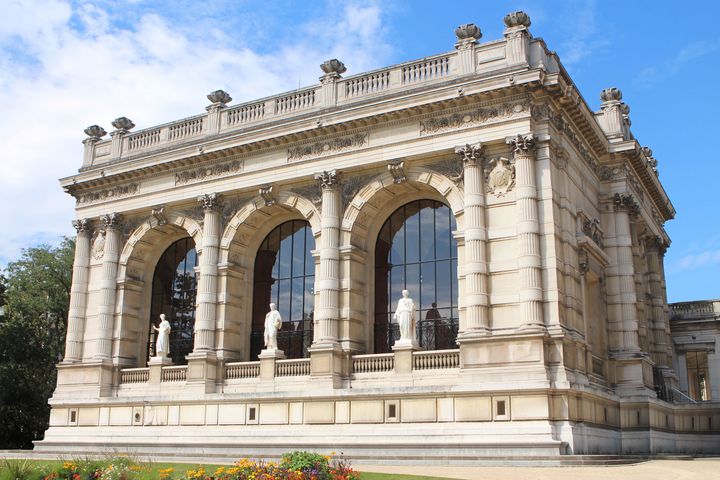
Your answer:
39,12 -> 719,459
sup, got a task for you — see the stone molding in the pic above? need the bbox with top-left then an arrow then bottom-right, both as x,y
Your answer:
77,183 -> 140,206
420,100 -> 530,136
175,159 -> 242,186
288,133 -> 367,162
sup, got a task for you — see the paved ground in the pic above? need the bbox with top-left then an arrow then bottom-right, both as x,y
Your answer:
356,459 -> 720,480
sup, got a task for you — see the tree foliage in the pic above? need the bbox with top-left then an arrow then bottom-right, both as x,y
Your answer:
0,237 -> 74,449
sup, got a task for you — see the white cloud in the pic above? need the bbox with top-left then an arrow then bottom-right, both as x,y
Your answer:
637,39 -> 720,87
0,0 -> 393,265
667,249 -> 720,274
555,0 -> 608,66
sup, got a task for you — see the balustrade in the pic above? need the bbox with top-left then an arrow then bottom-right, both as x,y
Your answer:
402,56 -> 451,84
412,349 -> 460,370
226,102 -> 265,125
168,117 -> 204,141
225,361 -> 261,379
127,129 -> 160,151
352,353 -> 394,373
120,368 -> 149,384
160,365 -> 187,382
344,71 -> 390,98
275,89 -> 316,115
275,359 -> 311,377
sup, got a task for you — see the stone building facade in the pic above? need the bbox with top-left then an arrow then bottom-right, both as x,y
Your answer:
39,12 -> 719,458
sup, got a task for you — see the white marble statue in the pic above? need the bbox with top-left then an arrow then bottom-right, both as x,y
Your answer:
264,303 -> 282,350
152,313 -> 171,357
393,289 -> 417,347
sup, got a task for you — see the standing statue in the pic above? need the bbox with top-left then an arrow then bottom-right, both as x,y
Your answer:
152,313 -> 171,358
393,289 -> 417,347
264,303 -> 282,350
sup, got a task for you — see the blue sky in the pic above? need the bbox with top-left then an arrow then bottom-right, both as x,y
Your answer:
0,0 -> 718,302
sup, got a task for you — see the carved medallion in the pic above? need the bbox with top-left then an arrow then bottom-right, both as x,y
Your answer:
486,157 -> 515,197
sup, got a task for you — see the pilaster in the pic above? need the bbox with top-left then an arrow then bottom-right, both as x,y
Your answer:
507,134 -> 545,333
81,126 -> 106,168
503,11 -> 531,67
63,219 -> 92,363
205,90 -> 232,135
109,117 -> 134,160
454,24 -> 481,75
319,60 -> 346,108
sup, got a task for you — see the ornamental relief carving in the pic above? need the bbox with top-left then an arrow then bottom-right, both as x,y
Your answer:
577,211 -> 604,248
77,183 -> 139,205
426,157 -> 464,186
287,133 -> 368,162
420,100 -> 530,136
175,159 -> 242,186
485,156 -> 515,198
92,231 -> 105,260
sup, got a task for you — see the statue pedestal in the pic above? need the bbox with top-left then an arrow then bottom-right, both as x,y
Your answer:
148,355 -> 172,386
393,342 -> 420,374
148,355 -> 173,366
259,348 -> 285,380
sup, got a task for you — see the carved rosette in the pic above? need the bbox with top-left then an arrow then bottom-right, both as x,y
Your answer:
315,170 -> 341,190
198,192 -> 221,211
388,161 -> 406,184
504,11 -> 531,28
110,117 -> 135,134
454,143 -> 483,166
72,218 -> 91,234
83,125 -> 107,142
207,89 -> 232,105
101,212 -> 122,230
259,185 -> 275,206
506,134 -> 535,156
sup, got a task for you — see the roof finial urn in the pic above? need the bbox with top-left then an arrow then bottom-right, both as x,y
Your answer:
110,117 -> 135,132
320,59 -> 347,75
207,89 -> 232,105
84,125 -> 107,140
600,87 -> 623,103
504,11 -> 531,28
455,23 -> 482,42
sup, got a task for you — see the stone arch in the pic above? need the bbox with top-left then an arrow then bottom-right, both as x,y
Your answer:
216,191 -> 321,361
339,166 -> 465,353
114,212 -> 203,367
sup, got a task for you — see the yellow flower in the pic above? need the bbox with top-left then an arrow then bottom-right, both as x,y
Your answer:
214,466 -> 226,475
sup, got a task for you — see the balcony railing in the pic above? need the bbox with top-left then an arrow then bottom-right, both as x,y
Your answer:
413,349 -> 459,370
161,365 -> 187,382
352,353 -> 394,374
225,361 -> 261,380
275,358 -> 311,377
120,368 -> 149,384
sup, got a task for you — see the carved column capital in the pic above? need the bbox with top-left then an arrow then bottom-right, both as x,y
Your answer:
100,212 -> 122,230
454,143 -> 483,166
259,185 -> 275,206
315,170 -> 341,190
612,192 -> 639,216
72,218 -> 91,234
388,161 -> 406,184
506,134 -> 536,155
198,192 -> 221,211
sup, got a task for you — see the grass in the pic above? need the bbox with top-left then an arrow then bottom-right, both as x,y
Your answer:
0,458 -> 458,480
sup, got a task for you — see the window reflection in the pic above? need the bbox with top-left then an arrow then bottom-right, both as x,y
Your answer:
374,200 -> 458,353
148,237 -> 198,365
251,220 -> 315,359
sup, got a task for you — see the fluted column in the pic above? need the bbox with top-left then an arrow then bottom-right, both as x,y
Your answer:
192,193 -> 221,354
313,170 -> 341,346
63,219 -> 92,363
455,143 -> 490,337
507,134 -> 545,332
94,213 -> 122,361
645,236 -> 670,367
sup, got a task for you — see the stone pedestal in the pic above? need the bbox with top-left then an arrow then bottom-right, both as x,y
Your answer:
612,353 -> 656,397
258,348 -> 286,381
393,342 -> 420,374
53,361 -> 115,399
148,355 -> 172,387
309,344 -> 344,388
185,352 -> 217,393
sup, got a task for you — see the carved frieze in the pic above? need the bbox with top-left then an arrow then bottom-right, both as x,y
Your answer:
485,157 -> 515,197
175,159 -> 242,186
77,183 -> 139,205
420,100 -> 530,136
288,133 -> 367,162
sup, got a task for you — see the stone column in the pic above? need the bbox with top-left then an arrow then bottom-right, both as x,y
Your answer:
319,60 -> 346,107
507,134 -> 545,332
82,126 -> 106,168
309,170 -> 344,386
454,24 -> 481,75
63,219 -> 92,363
503,11 -> 531,66
192,193 -> 221,354
109,117 -> 134,160
205,90 -> 232,135
645,236 -> 670,367
455,143 -> 490,337
94,213 -> 122,361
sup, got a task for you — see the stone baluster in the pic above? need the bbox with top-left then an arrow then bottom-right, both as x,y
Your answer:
94,213 -> 122,361
645,236 -> 670,367
313,170 -> 342,345
82,126 -> 106,168
192,193 -> 221,354
63,219 -> 92,363
455,143 -> 490,337
109,117 -> 134,160
503,11 -> 531,66
507,134 -> 545,332
319,59 -> 346,107
206,90 -> 232,135
454,24 -> 481,75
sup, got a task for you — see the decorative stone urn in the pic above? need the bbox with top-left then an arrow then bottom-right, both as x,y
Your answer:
504,11 -> 531,28
454,23 -> 481,42
207,89 -> 232,105
600,87 -> 623,102
84,125 -> 107,140
111,117 -> 135,132
320,59 -> 347,76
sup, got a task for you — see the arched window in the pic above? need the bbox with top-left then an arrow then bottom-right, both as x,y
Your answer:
374,200 -> 458,353
251,220 -> 315,359
148,237 -> 198,365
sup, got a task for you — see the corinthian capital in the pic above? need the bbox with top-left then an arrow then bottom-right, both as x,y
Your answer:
100,212 -> 122,229
612,192 -> 639,216
198,192 -> 221,211
454,143 -> 483,166
72,218 -> 91,234
506,133 -> 536,154
314,170 -> 341,190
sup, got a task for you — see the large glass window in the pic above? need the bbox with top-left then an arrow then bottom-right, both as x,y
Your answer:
251,220 -> 315,359
686,351 -> 712,401
148,237 -> 198,365
374,200 -> 458,353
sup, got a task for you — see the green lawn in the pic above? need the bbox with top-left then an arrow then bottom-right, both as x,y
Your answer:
0,459 -> 457,480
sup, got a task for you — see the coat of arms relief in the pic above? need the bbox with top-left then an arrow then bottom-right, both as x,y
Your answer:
485,156 -> 515,197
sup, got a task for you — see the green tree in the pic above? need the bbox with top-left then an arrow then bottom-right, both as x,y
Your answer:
0,237 -> 74,449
